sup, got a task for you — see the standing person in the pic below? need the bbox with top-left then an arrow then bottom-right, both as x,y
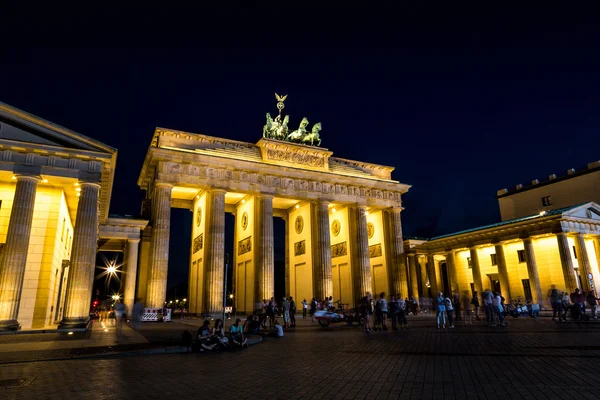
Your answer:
379,292 -> 388,331
436,292 -> 446,329
302,299 -> 308,318
132,299 -> 145,330
268,297 -> 276,328
444,295 -> 454,328
397,295 -> 408,328
310,298 -> 317,322
471,291 -> 480,320
289,296 -> 296,327
453,292 -> 461,321
482,289 -> 493,326
114,300 -> 127,337
586,290 -> 599,319
281,297 -> 290,328
360,296 -> 371,333
463,292 -> 472,324
493,292 -> 505,327
550,288 -> 563,321
389,295 -> 398,330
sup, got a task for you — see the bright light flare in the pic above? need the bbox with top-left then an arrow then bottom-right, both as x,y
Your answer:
96,254 -> 123,287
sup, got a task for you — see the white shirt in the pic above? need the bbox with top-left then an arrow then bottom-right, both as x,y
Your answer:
302,301 -> 308,309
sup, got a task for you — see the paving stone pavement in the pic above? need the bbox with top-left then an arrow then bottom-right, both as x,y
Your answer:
1,316 -> 600,399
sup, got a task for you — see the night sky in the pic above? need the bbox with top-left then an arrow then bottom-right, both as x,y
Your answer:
3,6 -> 600,294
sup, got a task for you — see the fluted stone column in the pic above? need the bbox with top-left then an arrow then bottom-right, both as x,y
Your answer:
426,255 -> 439,295
0,176 -> 40,330
386,207 -> 408,298
146,182 -> 173,308
419,257 -> 428,296
446,251 -> 459,294
351,205 -> 372,303
594,237 -> 600,286
255,195 -> 274,303
557,233 -> 578,292
469,247 -> 483,297
523,238 -> 544,306
59,182 -> 100,329
407,254 -> 420,303
123,238 -> 140,314
494,243 -> 511,302
574,234 -> 593,292
205,189 -> 226,315
312,201 -> 332,300
283,215 -> 290,297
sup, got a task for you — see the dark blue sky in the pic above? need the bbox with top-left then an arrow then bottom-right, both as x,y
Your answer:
2,5 -> 600,292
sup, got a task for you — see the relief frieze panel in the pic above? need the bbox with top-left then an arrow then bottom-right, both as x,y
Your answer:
157,161 -> 403,206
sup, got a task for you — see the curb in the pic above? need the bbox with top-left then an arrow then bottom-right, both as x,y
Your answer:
0,335 -> 264,365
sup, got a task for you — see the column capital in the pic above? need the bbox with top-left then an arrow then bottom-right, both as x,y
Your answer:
14,174 -> 41,183
355,204 -> 368,211
257,193 -> 274,200
407,253 -> 417,258
522,237 -> 533,244
78,181 -> 102,189
154,181 -> 174,189
127,238 -> 141,244
318,199 -> 330,207
388,206 -> 403,213
208,188 -> 227,195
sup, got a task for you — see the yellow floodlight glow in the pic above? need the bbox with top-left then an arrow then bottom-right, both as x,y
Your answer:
295,204 -> 300,209
42,179 -> 48,183
242,199 -> 246,204
11,176 -> 16,180
332,208 -> 336,213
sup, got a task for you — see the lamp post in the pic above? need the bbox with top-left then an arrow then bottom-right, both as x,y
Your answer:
222,253 -> 230,322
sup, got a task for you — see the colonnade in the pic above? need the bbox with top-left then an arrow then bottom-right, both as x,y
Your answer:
143,183 -> 407,313
406,233 -> 600,308
0,175 -> 102,330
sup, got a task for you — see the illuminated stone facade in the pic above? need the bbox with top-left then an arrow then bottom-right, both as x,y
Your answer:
408,202 -> 600,309
137,127 -> 411,314
0,102 -> 147,331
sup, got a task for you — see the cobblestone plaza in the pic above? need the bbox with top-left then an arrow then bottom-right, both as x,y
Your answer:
2,317 -> 600,399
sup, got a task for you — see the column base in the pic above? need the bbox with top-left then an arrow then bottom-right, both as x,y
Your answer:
0,319 -> 21,331
57,316 -> 91,331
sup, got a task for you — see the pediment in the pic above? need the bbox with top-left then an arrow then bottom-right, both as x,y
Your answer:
0,102 -> 115,155
562,202 -> 600,220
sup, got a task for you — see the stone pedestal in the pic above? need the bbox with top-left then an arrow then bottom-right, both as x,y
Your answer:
446,251 -> 459,294
255,195 -> 274,303
523,238 -> 544,306
469,247 -> 483,297
312,200 -> 332,300
574,234 -> 593,292
426,255 -> 438,295
59,182 -> 100,329
494,243 -> 512,302
385,207 -> 408,298
407,254 -> 420,302
123,239 -> 140,314
0,176 -> 40,331
205,189 -> 226,315
146,182 -> 173,308
557,233 -> 578,292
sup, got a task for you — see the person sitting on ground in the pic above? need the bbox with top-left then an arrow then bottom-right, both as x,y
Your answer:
244,315 -> 261,334
211,319 -> 229,349
229,318 -> 248,347
197,320 -> 216,351
268,319 -> 284,338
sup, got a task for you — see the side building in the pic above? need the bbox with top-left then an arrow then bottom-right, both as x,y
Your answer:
0,102 -> 146,331
406,159 -> 600,308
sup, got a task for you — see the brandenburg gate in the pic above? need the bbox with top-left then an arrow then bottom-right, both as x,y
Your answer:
136,95 -> 411,314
